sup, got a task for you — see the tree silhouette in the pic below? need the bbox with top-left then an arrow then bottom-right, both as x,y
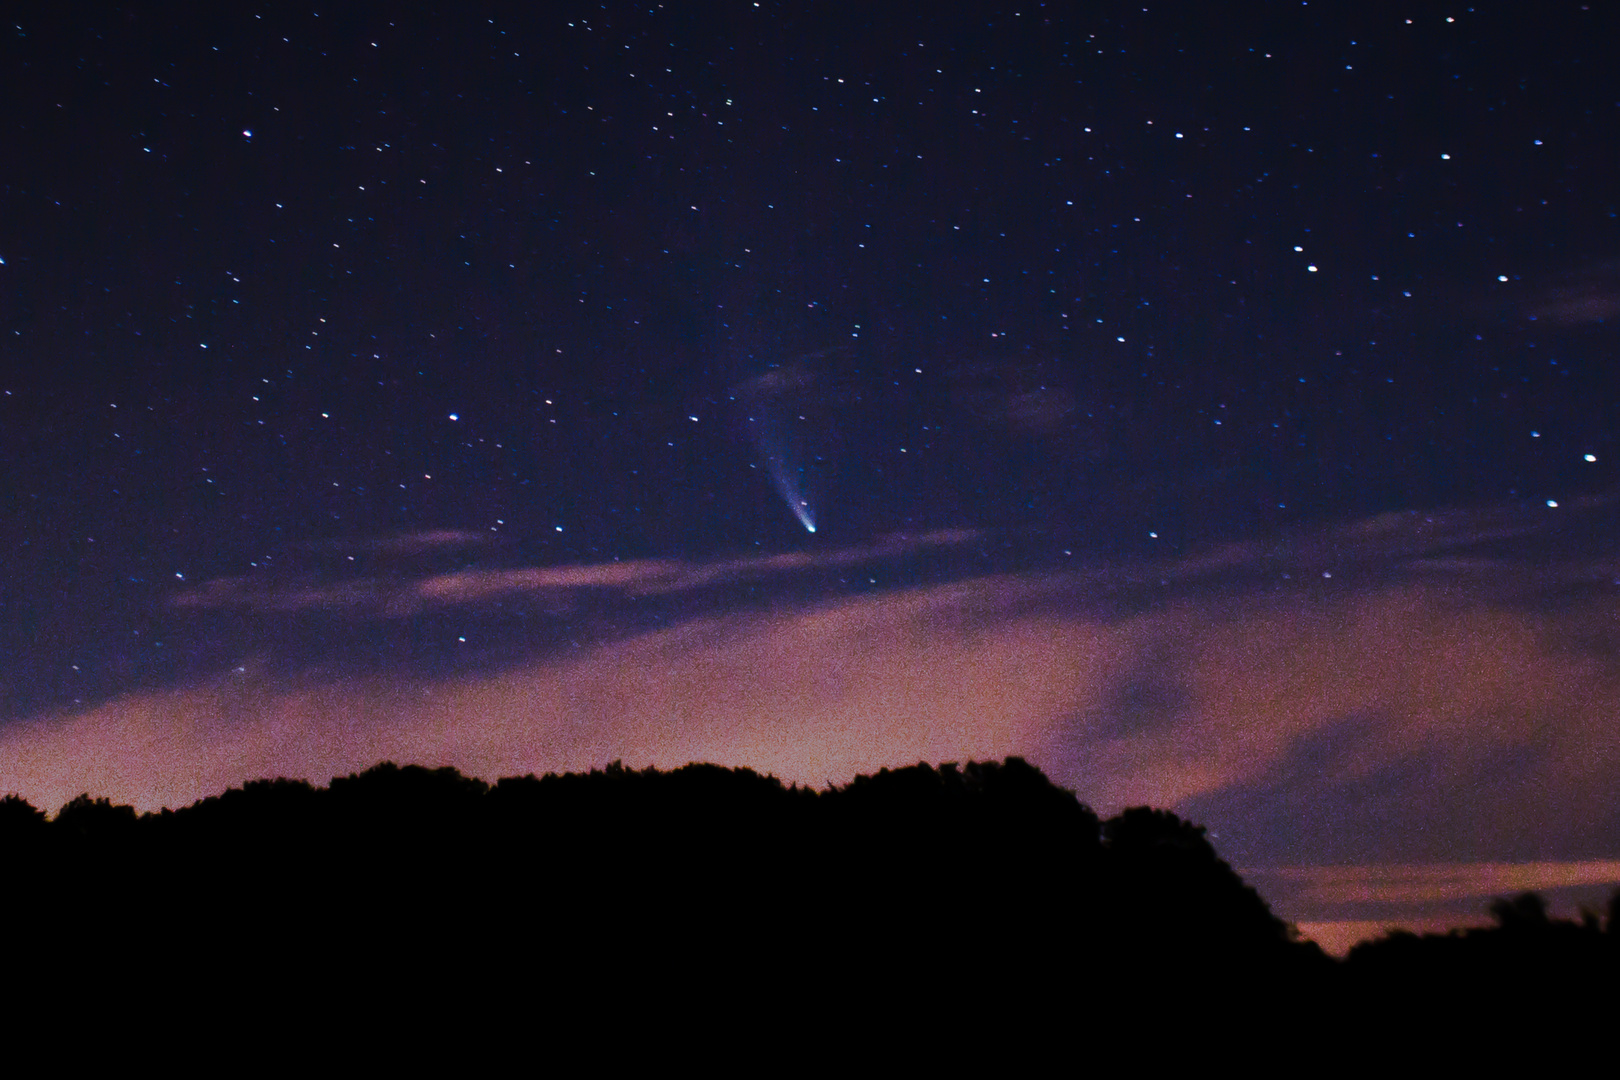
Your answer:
1489,891 -> 1552,932
0,792 -> 46,835
15,754 -> 1616,1049
53,792 -> 139,844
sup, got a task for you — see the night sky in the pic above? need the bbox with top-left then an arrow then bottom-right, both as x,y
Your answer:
6,1 -> 1620,952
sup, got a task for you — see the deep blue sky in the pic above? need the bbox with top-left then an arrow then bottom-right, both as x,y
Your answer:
4,2 -> 1620,946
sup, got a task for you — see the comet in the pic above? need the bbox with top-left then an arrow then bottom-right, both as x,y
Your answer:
767,454 -> 817,533
733,353 -> 835,535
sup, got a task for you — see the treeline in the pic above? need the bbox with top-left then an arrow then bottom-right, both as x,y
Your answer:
3,757 -> 1615,1040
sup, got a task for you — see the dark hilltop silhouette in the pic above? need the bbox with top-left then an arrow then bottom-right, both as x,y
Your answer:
3,757 -> 1615,1054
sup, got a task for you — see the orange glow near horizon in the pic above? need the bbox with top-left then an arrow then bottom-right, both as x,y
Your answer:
6,561 -> 1620,936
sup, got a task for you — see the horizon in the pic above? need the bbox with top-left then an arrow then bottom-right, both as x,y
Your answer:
8,504 -> 1620,954
12,747 -> 1619,958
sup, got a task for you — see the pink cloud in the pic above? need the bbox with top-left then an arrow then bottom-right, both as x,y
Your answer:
9,508 -> 1620,942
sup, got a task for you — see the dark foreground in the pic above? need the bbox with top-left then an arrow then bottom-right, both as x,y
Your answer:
4,758 -> 1615,1059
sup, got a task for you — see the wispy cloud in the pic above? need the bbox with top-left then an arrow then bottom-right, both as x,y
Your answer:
9,502 -> 1620,949
1260,860 -> 1620,906
1524,262 -> 1620,325
169,528 -> 984,616
298,528 -> 494,556
1270,860 -> 1620,954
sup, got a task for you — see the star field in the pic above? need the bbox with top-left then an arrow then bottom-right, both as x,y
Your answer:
3,2 -> 1620,944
